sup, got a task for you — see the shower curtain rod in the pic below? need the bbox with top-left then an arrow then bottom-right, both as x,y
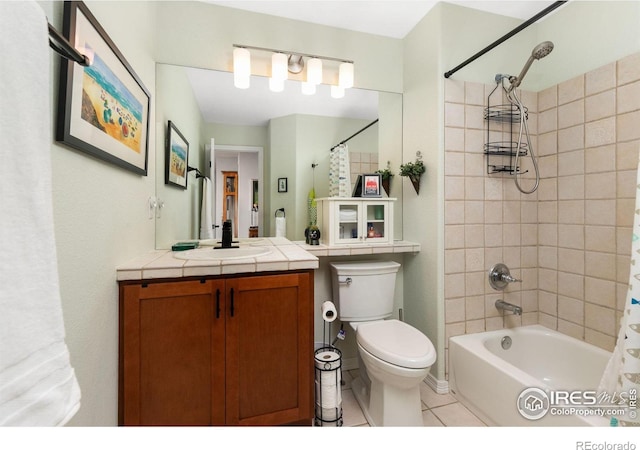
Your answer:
330,118 -> 379,151
48,22 -> 91,67
443,1 -> 567,79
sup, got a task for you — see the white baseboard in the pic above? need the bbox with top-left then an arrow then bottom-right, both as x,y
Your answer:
423,373 -> 449,394
342,356 -> 358,372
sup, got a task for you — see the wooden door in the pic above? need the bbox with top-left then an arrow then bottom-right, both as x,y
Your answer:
119,279 -> 226,425
224,272 -> 314,425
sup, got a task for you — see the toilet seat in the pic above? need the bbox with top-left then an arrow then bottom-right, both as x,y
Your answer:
356,319 -> 436,369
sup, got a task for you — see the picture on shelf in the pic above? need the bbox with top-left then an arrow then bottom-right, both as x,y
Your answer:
352,173 -> 382,198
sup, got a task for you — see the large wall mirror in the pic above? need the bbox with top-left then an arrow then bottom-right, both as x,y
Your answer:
155,63 -> 403,249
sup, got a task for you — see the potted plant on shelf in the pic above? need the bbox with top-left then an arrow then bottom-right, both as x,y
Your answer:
400,152 -> 426,194
375,161 -> 394,196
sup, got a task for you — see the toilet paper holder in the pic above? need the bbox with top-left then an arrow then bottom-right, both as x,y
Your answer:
314,346 -> 343,427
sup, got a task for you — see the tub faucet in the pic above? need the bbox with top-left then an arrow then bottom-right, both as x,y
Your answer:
495,300 -> 522,316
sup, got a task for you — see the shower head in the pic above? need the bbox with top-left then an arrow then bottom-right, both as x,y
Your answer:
508,41 -> 554,91
532,41 -> 554,60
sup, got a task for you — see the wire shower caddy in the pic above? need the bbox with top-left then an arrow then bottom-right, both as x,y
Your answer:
484,80 -> 529,175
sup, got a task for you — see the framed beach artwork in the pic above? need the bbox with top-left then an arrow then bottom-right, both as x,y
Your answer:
165,121 -> 189,189
56,1 -> 150,175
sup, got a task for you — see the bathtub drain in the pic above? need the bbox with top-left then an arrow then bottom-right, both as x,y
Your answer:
501,336 -> 512,350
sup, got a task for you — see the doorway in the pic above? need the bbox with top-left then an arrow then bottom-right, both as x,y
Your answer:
209,144 -> 263,239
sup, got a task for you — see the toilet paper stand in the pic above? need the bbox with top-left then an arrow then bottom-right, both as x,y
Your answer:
314,346 -> 343,427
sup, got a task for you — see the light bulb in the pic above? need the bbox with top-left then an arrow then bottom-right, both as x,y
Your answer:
301,81 -> 316,95
271,52 -> 288,81
233,47 -> 251,89
339,62 -> 354,89
269,77 -> 284,92
331,85 -> 344,99
307,57 -> 322,85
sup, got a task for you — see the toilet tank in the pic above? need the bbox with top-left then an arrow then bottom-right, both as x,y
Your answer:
329,261 -> 401,322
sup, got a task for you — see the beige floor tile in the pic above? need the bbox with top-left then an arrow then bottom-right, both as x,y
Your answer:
430,402 -> 487,426
340,389 -> 368,427
340,369 -> 356,390
421,410 -> 444,427
419,383 -> 457,409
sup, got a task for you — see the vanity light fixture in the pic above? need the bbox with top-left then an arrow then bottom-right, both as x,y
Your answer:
306,57 -> 322,85
233,47 -> 251,89
331,85 -> 345,99
339,62 -> 354,89
269,77 -> 285,92
232,44 -> 354,96
269,52 -> 287,92
301,81 -> 316,95
271,52 -> 288,81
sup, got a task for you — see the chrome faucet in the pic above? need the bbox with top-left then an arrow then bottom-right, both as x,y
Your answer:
495,300 -> 522,316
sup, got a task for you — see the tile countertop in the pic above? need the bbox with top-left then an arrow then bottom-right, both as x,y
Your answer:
116,237 -> 319,281
294,240 -> 421,256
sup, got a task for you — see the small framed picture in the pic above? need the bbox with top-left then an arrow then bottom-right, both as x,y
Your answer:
165,120 -> 189,189
362,173 -> 382,197
278,177 -> 288,193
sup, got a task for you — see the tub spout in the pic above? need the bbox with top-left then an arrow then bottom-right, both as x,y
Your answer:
495,300 -> 522,316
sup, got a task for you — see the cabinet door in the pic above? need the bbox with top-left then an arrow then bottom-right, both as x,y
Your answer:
225,273 -> 313,425
334,201 -> 362,244
363,201 -> 391,243
120,279 -> 225,425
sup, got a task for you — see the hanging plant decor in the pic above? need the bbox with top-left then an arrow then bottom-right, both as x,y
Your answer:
375,161 -> 394,196
400,152 -> 426,194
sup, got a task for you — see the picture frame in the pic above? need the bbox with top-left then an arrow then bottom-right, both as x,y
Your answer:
56,1 -> 150,175
165,121 -> 189,189
362,173 -> 382,197
278,177 -> 288,193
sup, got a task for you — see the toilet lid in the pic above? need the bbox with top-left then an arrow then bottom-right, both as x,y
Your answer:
356,319 -> 436,369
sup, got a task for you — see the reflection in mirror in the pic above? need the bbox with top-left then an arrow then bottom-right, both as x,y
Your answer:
155,64 -> 402,249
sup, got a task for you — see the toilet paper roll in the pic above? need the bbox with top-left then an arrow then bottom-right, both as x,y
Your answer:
275,216 -> 286,237
315,374 -> 342,409
321,301 -> 337,323
314,350 -> 341,370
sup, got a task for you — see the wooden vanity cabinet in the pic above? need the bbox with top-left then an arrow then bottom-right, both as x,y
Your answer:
118,271 -> 314,426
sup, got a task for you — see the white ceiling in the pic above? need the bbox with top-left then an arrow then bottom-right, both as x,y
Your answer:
189,1 -> 561,126
204,1 -> 560,39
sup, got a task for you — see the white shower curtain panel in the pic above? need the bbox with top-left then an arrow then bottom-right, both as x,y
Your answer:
329,144 -> 351,197
598,156 -> 640,426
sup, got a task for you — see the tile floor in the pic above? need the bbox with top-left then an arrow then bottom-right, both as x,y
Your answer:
338,369 -> 487,427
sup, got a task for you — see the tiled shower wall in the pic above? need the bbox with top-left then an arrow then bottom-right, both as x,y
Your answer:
444,52 -> 640,375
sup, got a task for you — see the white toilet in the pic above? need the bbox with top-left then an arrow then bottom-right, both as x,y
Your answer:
330,260 -> 436,426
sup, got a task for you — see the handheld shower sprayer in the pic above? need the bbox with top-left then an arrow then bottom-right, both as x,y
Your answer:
508,41 -> 554,92
492,41 -> 554,194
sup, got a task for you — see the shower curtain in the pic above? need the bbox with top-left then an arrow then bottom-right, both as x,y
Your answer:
598,159 -> 640,427
329,144 -> 351,197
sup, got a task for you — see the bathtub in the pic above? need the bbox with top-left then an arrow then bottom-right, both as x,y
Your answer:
449,325 -> 613,426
